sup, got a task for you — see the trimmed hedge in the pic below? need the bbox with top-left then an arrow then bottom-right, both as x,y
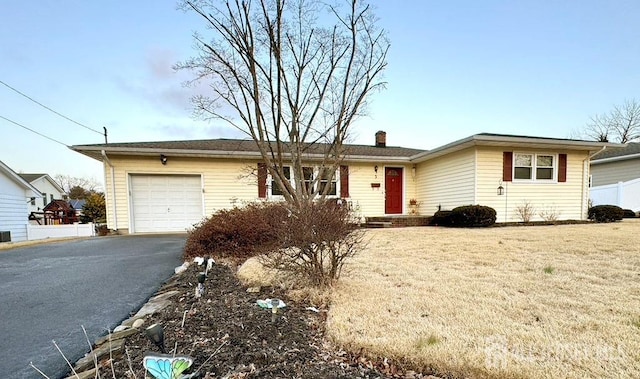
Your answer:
430,210 -> 453,226
588,205 -> 624,223
430,205 -> 496,227
623,209 -> 637,218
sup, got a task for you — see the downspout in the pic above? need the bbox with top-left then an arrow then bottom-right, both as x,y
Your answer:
101,150 -> 118,231
581,146 -> 608,220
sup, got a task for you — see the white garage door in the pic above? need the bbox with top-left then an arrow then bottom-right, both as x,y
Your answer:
130,175 -> 203,233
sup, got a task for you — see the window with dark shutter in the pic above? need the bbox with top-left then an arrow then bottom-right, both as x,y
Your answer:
503,152 -> 513,182
558,154 -> 567,182
340,165 -> 349,198
258,163 -> 267,198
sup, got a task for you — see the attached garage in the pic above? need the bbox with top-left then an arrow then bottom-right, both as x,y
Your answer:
129,174 -> 204,233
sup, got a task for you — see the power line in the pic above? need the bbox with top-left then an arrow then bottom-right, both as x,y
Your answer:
0,115 -> 68,147
0,79 -> 104,136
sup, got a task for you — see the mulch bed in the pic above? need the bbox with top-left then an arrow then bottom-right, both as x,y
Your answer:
97,262 -> 411,379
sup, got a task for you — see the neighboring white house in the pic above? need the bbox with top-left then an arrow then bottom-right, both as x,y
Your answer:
17,173 -> 66,214
590,142 -> 640,211
0,160 -> 42,242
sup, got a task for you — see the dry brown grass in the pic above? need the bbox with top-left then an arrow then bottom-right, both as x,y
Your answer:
327,220 -> 640,379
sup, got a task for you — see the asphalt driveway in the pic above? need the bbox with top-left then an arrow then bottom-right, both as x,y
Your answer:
0,235 -> 186,379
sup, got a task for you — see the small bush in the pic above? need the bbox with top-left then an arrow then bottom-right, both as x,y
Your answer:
183,202 -> 289,261
515,201 -> 536,222
622,209 -> 637,218
539,206 -> 561,222
261,200 -> 364,287
588,205 -> 624,223
448,205 -> 497,227
429,206 -> 496,227
429,210 -> 453,226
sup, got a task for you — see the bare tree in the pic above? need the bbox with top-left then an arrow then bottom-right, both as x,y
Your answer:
176,0 -> 389,208
54,174 -> 101,195
584,99 -> 640,143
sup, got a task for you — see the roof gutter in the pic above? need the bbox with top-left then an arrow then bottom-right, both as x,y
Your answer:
77,146 -> 413,163
101,150 -> 117,231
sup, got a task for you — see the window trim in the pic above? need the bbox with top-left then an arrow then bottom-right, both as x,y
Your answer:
512,152 -> 558,182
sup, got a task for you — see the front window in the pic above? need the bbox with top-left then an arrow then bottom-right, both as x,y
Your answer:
303,167 -> 314,193
319,168 -> 337,196
536,155 -> 554,180
271,166 -> 290,196
514,153 -> 556,181
269,166 -> 339,197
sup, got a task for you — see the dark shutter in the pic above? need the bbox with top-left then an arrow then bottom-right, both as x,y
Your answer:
503,152 -> 513,182
558,154 -> 567,182
340,165 -> 349,198
258,163 -> 267,198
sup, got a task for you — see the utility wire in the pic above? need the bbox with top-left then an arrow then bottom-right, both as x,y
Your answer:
0,79 -> 104,136
0,115 -> 68,147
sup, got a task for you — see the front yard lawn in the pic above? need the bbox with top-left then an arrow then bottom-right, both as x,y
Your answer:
327,221 -> 640,378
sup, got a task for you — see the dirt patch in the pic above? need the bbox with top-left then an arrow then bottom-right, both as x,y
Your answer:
98,263 -> 394,378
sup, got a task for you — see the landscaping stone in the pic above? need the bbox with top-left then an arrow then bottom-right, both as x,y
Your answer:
73,339 -> 125,373
120,290 -> 179,326
94,327 -> 138,346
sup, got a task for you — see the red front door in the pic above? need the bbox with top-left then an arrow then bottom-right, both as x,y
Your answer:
385,167 -> 403,214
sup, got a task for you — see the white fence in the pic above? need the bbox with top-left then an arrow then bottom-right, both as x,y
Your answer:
590,178 -> 640,212
27,223 -> 96,241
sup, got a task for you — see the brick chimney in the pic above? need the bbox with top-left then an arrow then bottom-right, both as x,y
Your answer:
375,131 -> 386,147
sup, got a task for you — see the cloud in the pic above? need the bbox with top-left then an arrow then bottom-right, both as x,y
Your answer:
146,48 -> 177,80
114,47 -> 211,116
154,120 -> 245,140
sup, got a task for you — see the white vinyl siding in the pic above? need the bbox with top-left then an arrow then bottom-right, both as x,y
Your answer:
0,177 -> 31,242
475,147 -> 590,222
414,148 -> 475,215
0,194 -> 29,242
591,158 -> 640,186
26,176 -> 65,214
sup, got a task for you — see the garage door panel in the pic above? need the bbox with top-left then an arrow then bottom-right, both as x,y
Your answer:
130,175 -> 203,233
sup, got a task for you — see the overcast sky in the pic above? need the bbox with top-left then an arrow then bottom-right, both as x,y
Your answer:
2,0 -> 639,188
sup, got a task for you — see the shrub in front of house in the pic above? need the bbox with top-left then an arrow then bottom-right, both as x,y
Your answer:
449,205 -> 497,227
429,205 -> 496,227
184,202 -> 290,261
622,209 -> 637,218
261,199 -> 364,286
184,200 -> 363,287
588,205 -> 624,223
429,210 -> 453,226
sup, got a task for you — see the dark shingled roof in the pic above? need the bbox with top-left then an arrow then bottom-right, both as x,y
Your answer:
73,138 -> 426,158
592,142 -> 640,161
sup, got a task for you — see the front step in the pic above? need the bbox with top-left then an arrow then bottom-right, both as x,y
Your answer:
364,221 -> 393,228
364,216 -> 432,228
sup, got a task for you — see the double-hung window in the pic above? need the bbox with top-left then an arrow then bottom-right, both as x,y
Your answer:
513,153 -> 556,181
318,168 -> 337,196
271,166 -> 290,196
269,166 -> 338,197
